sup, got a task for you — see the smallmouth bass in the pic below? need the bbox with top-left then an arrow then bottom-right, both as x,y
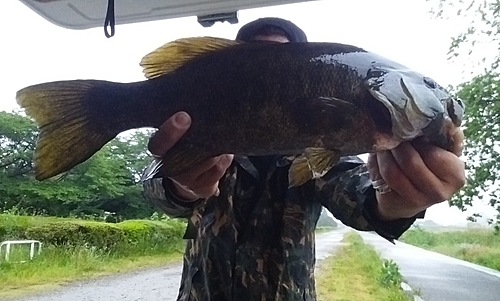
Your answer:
16,37 -> 464,186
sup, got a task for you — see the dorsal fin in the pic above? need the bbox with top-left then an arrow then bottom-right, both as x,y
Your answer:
140,37 -> 240,79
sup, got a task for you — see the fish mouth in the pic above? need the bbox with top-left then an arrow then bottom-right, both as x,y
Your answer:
446,97 -> 464,128
423,97 -> 463,149
369,86 -> 462,151
365,66 -> 463,148
421,114 -> 455,149
367,78 -> 441,141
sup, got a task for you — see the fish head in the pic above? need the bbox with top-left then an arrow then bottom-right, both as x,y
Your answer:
365,64 -> 464,149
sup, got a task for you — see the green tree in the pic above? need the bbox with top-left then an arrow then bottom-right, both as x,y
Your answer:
0,111 -> 37,177
0,111 -> 155,219
428,0 -> 500,226
429,0 -> 500,69
453,73 -> 500,221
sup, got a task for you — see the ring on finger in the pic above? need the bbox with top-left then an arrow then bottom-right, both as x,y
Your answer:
151,153 -> 163,160
371,178 -> 393,195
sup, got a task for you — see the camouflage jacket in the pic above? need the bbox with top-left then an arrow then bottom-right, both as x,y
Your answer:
143,155 -> 420,301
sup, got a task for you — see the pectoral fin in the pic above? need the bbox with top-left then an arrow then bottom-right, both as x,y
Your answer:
290,97 -> 357,132
289,155 -> 313,188
288,148 -> 340,187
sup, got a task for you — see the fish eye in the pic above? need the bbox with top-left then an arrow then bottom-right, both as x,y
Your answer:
423,77 -> 437,89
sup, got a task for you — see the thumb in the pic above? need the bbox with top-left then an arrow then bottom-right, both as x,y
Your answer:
148,112 -> 191,157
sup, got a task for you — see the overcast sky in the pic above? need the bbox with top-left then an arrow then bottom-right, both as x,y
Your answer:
0,0 -> 495,225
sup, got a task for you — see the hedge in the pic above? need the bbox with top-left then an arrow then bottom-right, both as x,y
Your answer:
0,214 -> 186,253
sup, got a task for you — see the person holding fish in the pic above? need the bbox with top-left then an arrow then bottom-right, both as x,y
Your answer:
142,18 -> 466,301
16,16 -> 465,301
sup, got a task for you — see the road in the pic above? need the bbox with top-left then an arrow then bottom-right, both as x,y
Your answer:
359,231 -> 500,301
8,263 -> 184,301
9,229 -> 500,301
8,229 -> 348,301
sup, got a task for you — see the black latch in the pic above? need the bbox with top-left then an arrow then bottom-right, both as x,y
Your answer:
197,12 -> 238,27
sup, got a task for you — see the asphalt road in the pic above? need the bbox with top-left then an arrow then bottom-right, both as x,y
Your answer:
360,231 -> 500,301
8,262 -> 184,301
9,229 -> 500,301
8,229 -> 347,301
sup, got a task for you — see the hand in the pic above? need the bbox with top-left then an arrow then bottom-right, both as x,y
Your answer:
148,111 -> 234,200
367,129 -> 466,221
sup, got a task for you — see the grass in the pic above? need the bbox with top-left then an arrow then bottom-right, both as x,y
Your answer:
0,213 -> 82,225
0,242 -> 184,299
0,214 -> 186,299
400,227 -> 500,271
316,226 -> 337,233
0,214 -> 413,300
316,232 -> 410,301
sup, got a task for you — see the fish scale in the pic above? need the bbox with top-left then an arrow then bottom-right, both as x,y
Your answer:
16,37 -> 463,187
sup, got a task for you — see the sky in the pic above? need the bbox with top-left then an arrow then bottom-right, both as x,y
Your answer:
0,0 -> 496,225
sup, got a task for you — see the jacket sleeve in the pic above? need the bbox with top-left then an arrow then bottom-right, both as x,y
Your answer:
311,156 -> 424,241
142,176 -> 202,219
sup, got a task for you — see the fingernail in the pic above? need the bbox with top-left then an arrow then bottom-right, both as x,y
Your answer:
175,112 -> 191,127
219,154 -> 233,166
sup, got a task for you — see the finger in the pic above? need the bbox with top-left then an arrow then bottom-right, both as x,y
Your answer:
368,152 -> 395,195
193,182 -> 220,199
376,150 -> 427,202
169,179 -> 201,201
148,112 -> 191,157
412,142 -> 466,189
366,153 -> 381,181
195,154 -> 234,186
175,156 -> 226,183
174,155 -> 233,198
449,128 -> 464,156
390,142 -> 446,200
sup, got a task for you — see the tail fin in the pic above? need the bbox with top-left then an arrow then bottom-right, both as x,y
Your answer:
16,80 -> 118,180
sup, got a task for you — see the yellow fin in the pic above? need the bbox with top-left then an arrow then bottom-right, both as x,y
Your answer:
288,148 -> 340,187
289,155 -> 313,188
304,147 -> 340,178
16,81 -> 118,180
140,37 -> 240,79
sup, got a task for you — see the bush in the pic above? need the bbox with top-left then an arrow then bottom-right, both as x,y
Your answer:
400,227 -> 436,247
0,214 -> 186,255
379,259 -> 403,288
25,222 -> 126,250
